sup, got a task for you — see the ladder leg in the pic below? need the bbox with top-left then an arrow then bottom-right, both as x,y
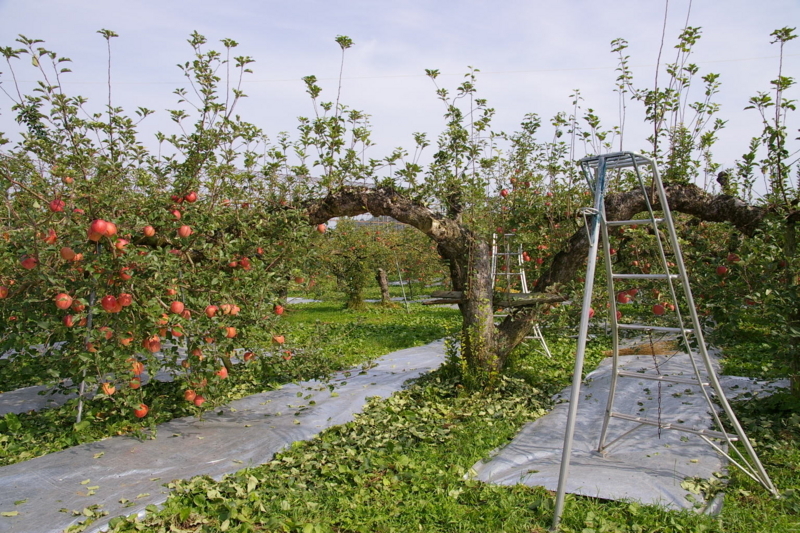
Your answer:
598,213 -> 620,452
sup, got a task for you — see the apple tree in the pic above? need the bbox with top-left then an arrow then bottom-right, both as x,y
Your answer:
0,32 -> 311,421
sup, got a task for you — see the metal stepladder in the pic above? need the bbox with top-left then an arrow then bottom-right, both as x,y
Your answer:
551,152 -> 777,530
490,233 -> 551,358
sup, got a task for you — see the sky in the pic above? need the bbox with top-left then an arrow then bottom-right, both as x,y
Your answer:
0,0 -> 798,192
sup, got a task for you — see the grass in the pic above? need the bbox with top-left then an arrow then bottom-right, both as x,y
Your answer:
101,334 -> 799,533
4,300 -> 799,532
0,302 -> 460,467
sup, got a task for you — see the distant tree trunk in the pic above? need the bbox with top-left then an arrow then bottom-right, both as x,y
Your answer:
375,268 -> 395,307
306,184 -> 768,387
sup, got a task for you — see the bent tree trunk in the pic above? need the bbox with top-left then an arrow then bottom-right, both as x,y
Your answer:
306,184 -> 767,386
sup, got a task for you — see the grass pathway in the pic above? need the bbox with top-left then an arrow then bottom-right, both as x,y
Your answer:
0,340 -> 445,533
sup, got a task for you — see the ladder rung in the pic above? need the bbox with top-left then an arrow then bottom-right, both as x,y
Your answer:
497,272 -> 524,276
494,252 -> 521,255
611,273 -> 678,280
606,218 -> 664,227
609,412 -> 738,441
617,324 -> 694,334
616,370 -> 708,386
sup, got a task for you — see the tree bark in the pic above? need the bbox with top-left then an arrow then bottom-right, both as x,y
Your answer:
305,183 -> 769,386
375,268 -> 394,307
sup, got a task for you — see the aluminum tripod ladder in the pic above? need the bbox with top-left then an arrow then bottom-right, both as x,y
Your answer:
551,152 -> 777,531
491,233 -> 551,358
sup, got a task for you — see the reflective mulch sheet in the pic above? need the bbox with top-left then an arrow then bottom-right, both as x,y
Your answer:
472,348 -> 786,511
0,340 -> 445,533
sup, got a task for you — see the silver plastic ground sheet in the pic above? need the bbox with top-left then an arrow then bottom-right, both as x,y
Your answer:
472,349 -> 786,511
0,340 -> 445,533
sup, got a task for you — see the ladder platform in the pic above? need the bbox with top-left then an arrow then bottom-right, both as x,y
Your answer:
609,412 -> 738,441
606,218 -> 664,227
611,273 -> 678,280
616,370 -> 707,386
617,324 -> 694,334
579,152 -> 652,169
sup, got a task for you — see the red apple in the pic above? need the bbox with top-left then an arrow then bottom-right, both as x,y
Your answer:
129,377 -> 141,389
716,265 -> 728,276
216,367 -> 228,379
60,247 -> 76,261
500,189 -> 509,198
193,395 -> 205,407
177,225 -> 192,238
133,403 -> 149,418
143,225 -> 156,237
224,326 -> 237,338
652,304 -> 666,316
104,222 -> 117,237
101,382 -> 116,396
588,308 -> 595,319
20,256 -> 38,270
119,267 -> 132,281
243,351 -> 256,362
205,305 -> 218,318
54,293 -> 73,310
274,304 -> 285,316
144,335 -> 161,353
316,224 -> 326,233
169,301 -> 185,315
114,238 -> 129,251
100,295 -> 118,312
49,198 -> 65,212
42,228 -> 57,245
90,219 -> 108,236
727,253 -> 740,263
171,209 -> 181,220
617,293 -> 630,304
184,191 -> 197,203
184,389 -> 197,402
118,293 -> 133,307
62,315 -> 74,327
131,361 -> 144,375
272,335 -> 285,344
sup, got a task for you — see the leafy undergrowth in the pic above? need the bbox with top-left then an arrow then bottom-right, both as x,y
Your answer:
102,351 -> 726,533
0,303 -> 459,467
96,334 -> 798,533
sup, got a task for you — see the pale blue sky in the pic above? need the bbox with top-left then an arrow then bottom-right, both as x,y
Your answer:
1,0 -> 798,191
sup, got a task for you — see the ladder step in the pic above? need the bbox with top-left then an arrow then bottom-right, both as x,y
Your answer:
617,324 -> 694,334
609,412 -> 738,441
606,218 -> 664,227
616,370 -> 708,386
611,273 -> 678,280
494,252 -> 522,255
